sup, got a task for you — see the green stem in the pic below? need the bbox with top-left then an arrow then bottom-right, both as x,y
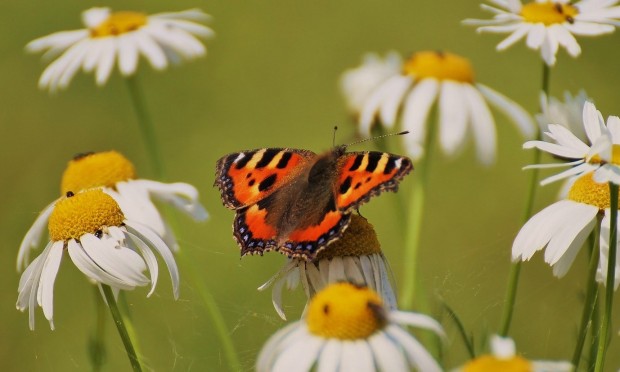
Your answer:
589,297 -> 601,372
572,229 -> 600,369
400,119 -> 436,309
101,285 -> 142,372
498,62 -> 550,337
443,302 -> 475,358
177,248 -> 242,372
89,286 -> 107,372
594,182 -> 619,371
125,75 -> 164,179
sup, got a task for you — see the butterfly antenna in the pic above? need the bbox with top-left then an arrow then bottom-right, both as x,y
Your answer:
332,126 -> 338,147
346,130 -> 409,148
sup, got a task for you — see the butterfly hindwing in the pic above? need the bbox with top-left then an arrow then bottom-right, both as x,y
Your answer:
279,211 -> 351,260
335,151 -> 413,211
215,148 -> 315,209
233,197 -> 280,256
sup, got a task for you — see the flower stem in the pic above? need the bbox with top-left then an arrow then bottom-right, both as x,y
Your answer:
594,182 -> 619,371
125,75 -> 164,179
101,285 -> 142,372
89,286 -> 107,372
572,229 -> 600,369
498,62 -> 549,337
177,248 -> 243,371
400,118 -> 436,310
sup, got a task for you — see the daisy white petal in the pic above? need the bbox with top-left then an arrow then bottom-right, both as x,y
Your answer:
17,201 -> 56,271
463,83 -> 497,165
438,81 -> 468,156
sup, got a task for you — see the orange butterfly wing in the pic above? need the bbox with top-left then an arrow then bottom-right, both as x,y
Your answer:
215,148 -> 315,209
335,151 -> 413,211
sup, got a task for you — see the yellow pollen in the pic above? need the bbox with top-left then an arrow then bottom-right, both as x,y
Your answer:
316,215 -> 381,260
403,51 -> 475,83
463,355 -> 533,372
48,189 -> 124,242
520,1 -> 578,26
90,11 -> 148,38
60,151 -> 136,195
306,283 -> 386,340
568,172 -> 620,210
590,144 -> 620,166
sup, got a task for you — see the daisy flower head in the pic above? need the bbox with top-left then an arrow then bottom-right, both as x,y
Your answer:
357,50 -> 534,165
513,171 -> 620,279
257,282 -> 444,372
17,150 -> 208,271
26,7 -> 214,92
17,189 -> 180,330
524,101 -> 620,186
463,0 -> 620,66
457,335 -> 572,371
340,51 -> 401,115
258,215 -> 396,320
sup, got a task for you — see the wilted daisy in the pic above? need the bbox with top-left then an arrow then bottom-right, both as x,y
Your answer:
257,283 -> 444,372
456,335 -> 572,371
17,189 -> 179,330
259,215 -> 396,320
513,172 -> 620,280
340,51 -> 401,115
524,101 -> 620,185
537,90 -> 589,140
17,150 -> 208,271
27,7 -> 213,92
357,50 -> 534,165
463,0 -> 620,66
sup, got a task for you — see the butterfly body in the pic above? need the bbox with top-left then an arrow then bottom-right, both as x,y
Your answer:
215,146 -> 412,261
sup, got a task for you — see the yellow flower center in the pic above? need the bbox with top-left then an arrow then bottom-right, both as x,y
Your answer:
60,151 -> 136,195
306,283 -> 386,340
590,144 -> 620,166
520,1 -> 578,25
568,172 -> 620,210
316,215 -> 381,260
403,51 -> 474,83
463,355 -> 533,372
49,189 -> 124,242
90,11 -> 148,38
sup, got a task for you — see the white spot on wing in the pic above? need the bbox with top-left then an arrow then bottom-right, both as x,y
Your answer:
394,158 -> 402,168
234,153 -> 246,163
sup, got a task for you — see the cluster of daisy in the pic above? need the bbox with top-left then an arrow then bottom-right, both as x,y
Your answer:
17,151 -> 208,329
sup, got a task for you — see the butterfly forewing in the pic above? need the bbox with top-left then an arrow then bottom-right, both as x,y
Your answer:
335,151 -> 413,211
215,148 -> 315,209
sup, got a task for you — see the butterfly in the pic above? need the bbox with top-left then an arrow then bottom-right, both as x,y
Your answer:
214,146 -> 412,261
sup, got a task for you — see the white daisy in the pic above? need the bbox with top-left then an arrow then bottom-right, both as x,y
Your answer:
357,50 -> 534,165
340,51 -> 401,115
26,7 -> 214,92
455,335 -> 572,371
537,90 -> 590,141
524,101 -> 620,185
258,215 -> 396,320
17,150 -> 208,271
513,171 -> 620,281
463,0 -> 620,66
256,283 -> 444,372
17,189 -> 180,330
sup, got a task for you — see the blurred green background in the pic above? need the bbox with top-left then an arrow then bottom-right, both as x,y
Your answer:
3,0 -> 620,370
